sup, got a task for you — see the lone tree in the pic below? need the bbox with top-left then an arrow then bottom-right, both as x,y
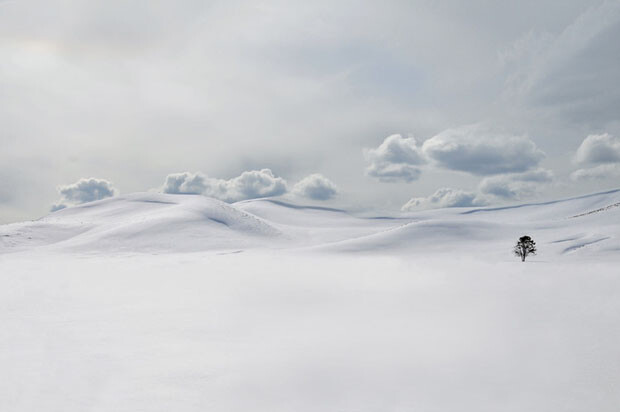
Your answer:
514,235 -> 537,262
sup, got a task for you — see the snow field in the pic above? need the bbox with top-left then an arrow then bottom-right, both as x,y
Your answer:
1,189 -> 620,411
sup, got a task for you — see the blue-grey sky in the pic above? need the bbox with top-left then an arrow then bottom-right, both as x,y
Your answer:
2,0 -> 620,222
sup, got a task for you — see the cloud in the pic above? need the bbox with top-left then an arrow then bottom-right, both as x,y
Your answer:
364,134 -> 425,182
51,178 -> 117,211
401,187 -> 487,211
571,164 -> 620,181
422,125 -> 545,176
230,169 -> 288,200
501,1 -> 620,123
571,133 -> 620,180
479,169 -> 554,200
162,172 -> 208,195
162,169 -> 287,202
574,133 -> 620,165
403,168 -> 554,211
293,174 -> 338,200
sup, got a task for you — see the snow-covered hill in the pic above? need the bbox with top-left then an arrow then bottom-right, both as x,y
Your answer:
0,192 -> 408,254
1,193 -> 285,253
2,189 -> 620,259
1,189 -> 620,411
324,188 -> 620,258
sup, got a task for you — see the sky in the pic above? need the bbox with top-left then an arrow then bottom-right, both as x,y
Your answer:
2,0 -> 620,223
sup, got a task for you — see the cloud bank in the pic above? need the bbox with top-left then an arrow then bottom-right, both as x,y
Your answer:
422,125 -> 545,176
364,134 -> 425,182
51,178 -> 117,211
571,164 -> 620,181
402,187 -> 487,211
403,167 -> 554,211
162,169 -> 287,202
293,174 -> 338,200
479,169 -> 554,200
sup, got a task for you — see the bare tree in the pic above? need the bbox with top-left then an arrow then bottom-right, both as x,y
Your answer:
514,235 -> 537,262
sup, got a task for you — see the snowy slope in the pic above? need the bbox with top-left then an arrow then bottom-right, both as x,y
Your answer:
1,189 -> 620,412
324,189 -> 620,258
0,193 -> 284,253
3,188 -> 619,259
235,198 -> 411,246
0,193 -> 409,254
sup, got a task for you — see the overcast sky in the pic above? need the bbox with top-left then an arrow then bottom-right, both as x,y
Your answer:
2,0 -> 620,222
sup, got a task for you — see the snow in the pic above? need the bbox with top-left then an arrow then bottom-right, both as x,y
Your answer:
1,189 -> 620,411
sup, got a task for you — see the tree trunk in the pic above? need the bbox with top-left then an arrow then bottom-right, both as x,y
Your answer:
521,254 -> 525,262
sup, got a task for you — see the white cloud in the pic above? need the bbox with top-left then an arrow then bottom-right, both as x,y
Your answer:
51,178 -> 117,211
571,163 -> 620,181
366,163 -> 422,183
574,133 -> 620,165
162,169 -> 287,202
571,133 -> 620,180
293,174 -> 338,200
162,172 -> 208,195
403,168 -> 554,211
479,169 -> 554,200
230,169 -> 288,200
401,187 -> 487,211
364,134 -> 425,182
422,125 -> 545,176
